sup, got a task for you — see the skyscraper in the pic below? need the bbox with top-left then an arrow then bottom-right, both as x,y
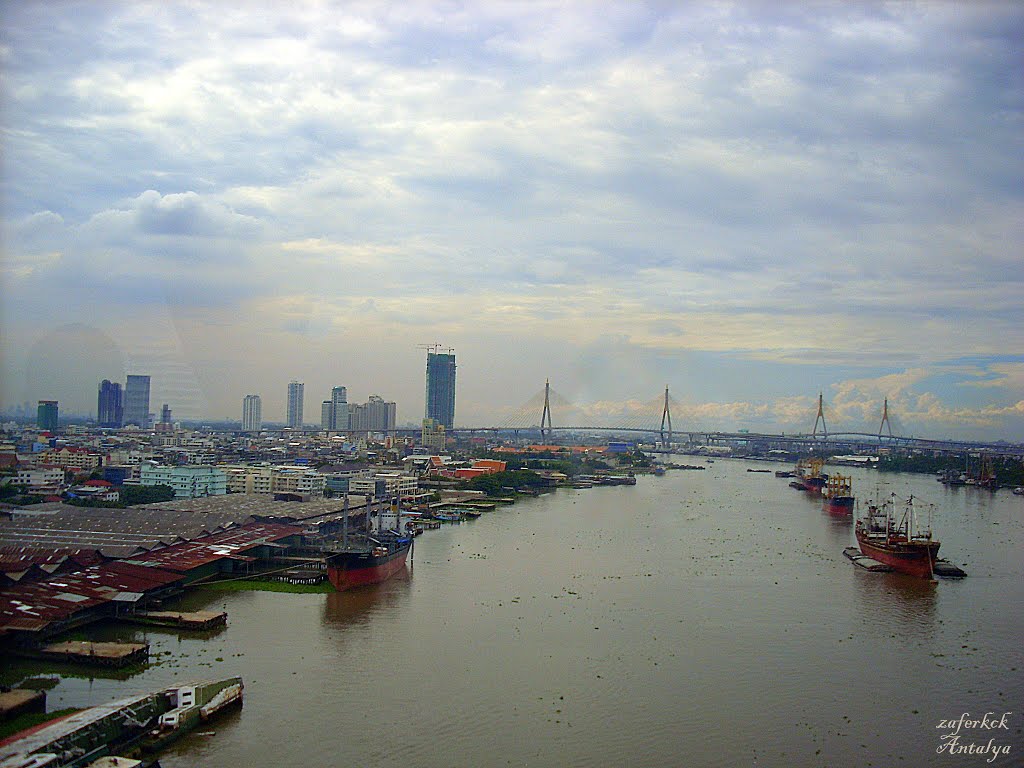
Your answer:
321,400 -> 333,430
124,374 -> 151,427
348,395 -> 397,432
97,380 -> 123,428
287,381 -> 304,428
37,400 -> 59,431
242,394 -> 262,431
330,386 -> 348,431
425,350 -> 456,429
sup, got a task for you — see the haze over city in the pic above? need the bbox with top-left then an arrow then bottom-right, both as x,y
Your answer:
1,2 -> 1022,440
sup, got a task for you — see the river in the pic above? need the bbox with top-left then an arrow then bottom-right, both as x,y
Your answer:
7,460 -> 1023,767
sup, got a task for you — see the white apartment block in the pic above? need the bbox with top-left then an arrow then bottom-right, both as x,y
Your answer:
138,463 -> 228,498
16,466 -> 65,491
242,394 -> 262,432
220,464 -> 325,497
349,471 -> 418,499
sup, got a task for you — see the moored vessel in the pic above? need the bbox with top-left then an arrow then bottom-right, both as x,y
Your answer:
323,495 -> 412,591
855,494 -> 940,579
794,457 -> 827,495
823,473 -> 854,517
326,532 -> 411,591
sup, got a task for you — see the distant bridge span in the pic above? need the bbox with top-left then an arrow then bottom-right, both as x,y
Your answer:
385,425 -> 1024,458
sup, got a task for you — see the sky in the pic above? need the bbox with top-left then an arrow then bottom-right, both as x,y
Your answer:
1,1 -> 1022,440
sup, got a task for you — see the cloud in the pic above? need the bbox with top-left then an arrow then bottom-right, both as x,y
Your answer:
1,2 -> 1022,438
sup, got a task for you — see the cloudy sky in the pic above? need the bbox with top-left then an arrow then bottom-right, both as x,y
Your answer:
1,1 -> 1022,439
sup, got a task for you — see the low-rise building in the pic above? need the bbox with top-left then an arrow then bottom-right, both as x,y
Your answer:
319,463 -> 372,495
219,464 -> 325,498
14,466 -> 65,495
39,446 -> 104,471
68,481 -> 120,503
349,471 -> 418,499
138,463 -> 228,498
16,466 -> 65,487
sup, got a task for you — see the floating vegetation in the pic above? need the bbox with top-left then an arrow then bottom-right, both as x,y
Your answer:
197,580 -> 333,594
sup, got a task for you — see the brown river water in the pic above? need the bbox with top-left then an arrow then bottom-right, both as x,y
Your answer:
6,459 -> 1023,767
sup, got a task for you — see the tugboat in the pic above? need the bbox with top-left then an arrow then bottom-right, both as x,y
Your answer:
855,493 -> 940,579
324,495 -> 412,591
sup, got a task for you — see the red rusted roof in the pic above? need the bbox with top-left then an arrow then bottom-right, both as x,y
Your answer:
0,560 -> 184,635
0,521 -> 301,637
0,547 -> 105,573
133,521 -> 302,572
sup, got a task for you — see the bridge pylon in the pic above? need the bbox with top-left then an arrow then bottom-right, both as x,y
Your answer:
540,379 -> 553,441
812,392 -> 828,442
878,398 -> 894,441
660,385 -> 673,449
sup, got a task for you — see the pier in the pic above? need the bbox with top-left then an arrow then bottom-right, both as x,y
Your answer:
123,609 -> 228,630
28,641 -> 149,668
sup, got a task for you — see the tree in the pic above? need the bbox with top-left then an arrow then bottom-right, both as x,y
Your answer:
465,469 -> 546,496
120,484 -> 176,505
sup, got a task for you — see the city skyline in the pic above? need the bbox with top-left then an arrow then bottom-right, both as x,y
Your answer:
1,3 -> 1022,441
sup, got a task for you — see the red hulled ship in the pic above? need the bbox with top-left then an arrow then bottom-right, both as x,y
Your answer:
326,533 -> 411,591
823,473 -> 854,517
855,494 -> 940,579
795,458 -> 827,496
324,495 -> 412,591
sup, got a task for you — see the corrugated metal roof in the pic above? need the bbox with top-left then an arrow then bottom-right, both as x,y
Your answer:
132,521 -> 302,572
0,521 -> 302,637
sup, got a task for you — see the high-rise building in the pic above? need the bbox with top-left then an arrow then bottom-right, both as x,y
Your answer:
155,403 -> 174,434
97,380 -> 123,428
287,381 -> 304,428
37,400 -> 59,431
321,400 -> 333,430
330,386 -> 348,431
425,350 -> 456,429
242,394 -> 262,432
124,374 -> 151,427
349,395 -> 397,432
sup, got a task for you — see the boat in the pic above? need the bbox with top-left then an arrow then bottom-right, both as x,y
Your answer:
324,495 -> 413,591
971,454 -> 998,490
0,677 -> 242,767
823,473 -> 854,517
854,494 -> 940,579
794,458 -> 827,495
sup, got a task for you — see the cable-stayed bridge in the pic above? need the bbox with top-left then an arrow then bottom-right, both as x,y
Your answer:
433,383 -> 1024,458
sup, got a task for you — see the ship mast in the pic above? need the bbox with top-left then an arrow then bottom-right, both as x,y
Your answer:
342,493 -> 349,549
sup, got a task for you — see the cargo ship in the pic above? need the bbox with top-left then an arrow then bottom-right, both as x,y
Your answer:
326,531 -> 411,591
855,494 -> 940,579
823,473 -> 854,517
324,495 -> 412,591
795,458 -> 827,495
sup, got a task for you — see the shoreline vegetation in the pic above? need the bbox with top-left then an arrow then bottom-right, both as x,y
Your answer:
877,453 -> 1024,486
197,580 -> 334,594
